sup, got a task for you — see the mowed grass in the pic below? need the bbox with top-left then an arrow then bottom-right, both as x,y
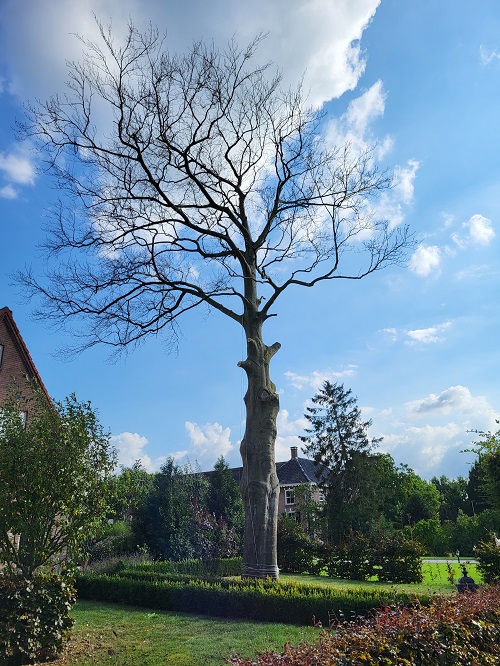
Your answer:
35,560 -> 482,665
281,560 -> 483,594
37,600 -> 317,666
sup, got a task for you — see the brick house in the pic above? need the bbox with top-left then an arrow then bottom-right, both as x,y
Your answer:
227,446 -> 329,530
0,306 -> 51,425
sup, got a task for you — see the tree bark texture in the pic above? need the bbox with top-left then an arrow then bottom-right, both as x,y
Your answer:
238,303 -> 281,578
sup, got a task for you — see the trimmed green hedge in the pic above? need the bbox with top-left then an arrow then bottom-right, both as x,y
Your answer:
76,571 -> 428,626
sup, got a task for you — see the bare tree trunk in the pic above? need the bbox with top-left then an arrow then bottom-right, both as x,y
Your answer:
238,290 -> 281,578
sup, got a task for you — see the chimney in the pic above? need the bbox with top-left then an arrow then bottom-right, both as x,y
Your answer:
291,446 -> 298,459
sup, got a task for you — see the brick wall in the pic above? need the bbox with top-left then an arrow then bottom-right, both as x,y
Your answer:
0,307 -> 50,424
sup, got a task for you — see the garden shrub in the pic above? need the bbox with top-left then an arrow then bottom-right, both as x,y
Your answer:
326,532 -> 373,580
229,585 -> 500,665
323,533 -> 423,583
277,516 -> 312,573
411,518 -> 449,556
372,533 -> 424,583
475,540 -> 500,583
0,574 -> 75,665
75,570 -> 423,626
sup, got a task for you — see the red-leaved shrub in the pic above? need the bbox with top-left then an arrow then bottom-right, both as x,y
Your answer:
229,585 -> 500,665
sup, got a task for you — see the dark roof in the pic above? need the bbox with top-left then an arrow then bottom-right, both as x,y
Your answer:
276,457 -> 329,485
217,456 -> 329,487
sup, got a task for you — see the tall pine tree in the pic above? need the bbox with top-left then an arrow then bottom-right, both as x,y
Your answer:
300,381 -> 381,473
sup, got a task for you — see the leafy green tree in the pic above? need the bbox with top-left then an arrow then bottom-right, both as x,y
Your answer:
206,456 -> 244,532
396,465 -> 441,527
467,423 -> 500,513
431,475 -> 470,521
132,458 -> 208,560
323,452 -> 400,543
20,24 -> 411,577
411,519 -> 449,556
0,388 -> 115,577
467,459 -> 492,514
111,461 -> 154,523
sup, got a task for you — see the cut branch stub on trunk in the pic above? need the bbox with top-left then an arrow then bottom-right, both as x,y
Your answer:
238,337 -> 281,578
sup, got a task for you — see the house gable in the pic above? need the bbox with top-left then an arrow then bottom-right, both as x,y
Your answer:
0,307 -> 51,422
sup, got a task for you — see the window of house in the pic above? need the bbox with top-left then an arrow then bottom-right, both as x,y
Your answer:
285,488 -> 295,505
0,344 -> 3,368
284,510 -> 301,523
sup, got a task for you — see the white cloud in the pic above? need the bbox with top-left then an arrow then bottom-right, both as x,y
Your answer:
373,386 -> 500,478
393,159 -> 419,205
184,421 -> 234,467
110,431 -> 167,472
284,366 -> 357,391
345,79 -> 386,134
0,0 -> 382,109
409,244 -> 442,277
406,385 -> 499,424
0,150 -> 35,185
405,321 -> 451,345
480,45 -> 500,66
452,214 -> 495,248
0,184 -> 17,199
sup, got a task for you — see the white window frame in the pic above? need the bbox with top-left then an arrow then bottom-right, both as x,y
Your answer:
285,488 -> 295,506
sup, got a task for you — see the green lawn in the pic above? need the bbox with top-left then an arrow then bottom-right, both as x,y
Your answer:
282,560 -> 482,594
36,560 -> 482,665
39,600 -> 317,666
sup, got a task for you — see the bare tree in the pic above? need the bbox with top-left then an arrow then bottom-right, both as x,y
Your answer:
20,23 -> 411,578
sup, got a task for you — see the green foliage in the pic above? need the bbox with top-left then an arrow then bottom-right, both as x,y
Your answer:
372,533 -> 425,583
300,381 -> 381,473
206,456 -> 244,531
277,515 -> 311,573
323,532 -> 424,583
475,540 -> 500,583
110,461 -> 153,523
0,573 -> 76,665
431,475 -> 470,521
411,518 -> 449,556
0,387 -> 115,577
326,532 -> 373,581
90,520 -> 135,561
76,567 -> 423,626
467,423 -> 500,513
131,458 -> 208,560
229,586 -> 500,665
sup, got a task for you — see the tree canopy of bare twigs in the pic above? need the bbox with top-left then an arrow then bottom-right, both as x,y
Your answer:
19,22 -> 412,578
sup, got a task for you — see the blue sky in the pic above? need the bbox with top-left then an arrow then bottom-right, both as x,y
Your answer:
1,0 -> 500,480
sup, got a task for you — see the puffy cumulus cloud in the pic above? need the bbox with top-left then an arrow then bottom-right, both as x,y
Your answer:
110,431 -> 168,472
284,366 -> 357,391
0,148 -> 36,198
184,421 -> 234,468
409,244 -> 442,277
373,386 -> 500,478
380,423 -> 464,475
405,321 -> 451,345
0,0 -> 381,108
275,409 -> 310,462
406,386 -> 500,427
452,214 -> 495,248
